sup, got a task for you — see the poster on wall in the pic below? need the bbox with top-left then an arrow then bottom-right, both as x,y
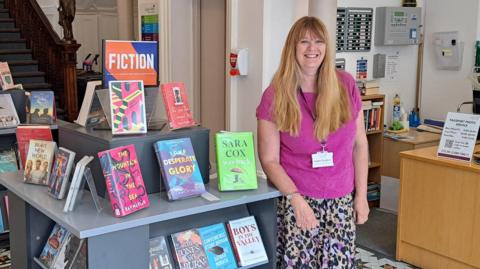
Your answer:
102,40 -> 159,87
386,52 -> 400,81
140,2 -> 159,41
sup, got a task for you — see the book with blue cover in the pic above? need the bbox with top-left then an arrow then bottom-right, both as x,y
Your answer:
38,224 -> 71,268
154,138 -> 206,200
0,149 -> 18,173
29,91 -> 55,124
198,223 -> 237,269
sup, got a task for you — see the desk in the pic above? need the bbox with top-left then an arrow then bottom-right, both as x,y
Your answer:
382,129 -> 441,178
397,145 -> 480,269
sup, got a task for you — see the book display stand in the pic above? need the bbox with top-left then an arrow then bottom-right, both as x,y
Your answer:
0,122 -> 281,268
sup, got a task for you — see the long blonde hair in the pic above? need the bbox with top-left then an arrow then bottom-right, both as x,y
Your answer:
271,16 -> 352,141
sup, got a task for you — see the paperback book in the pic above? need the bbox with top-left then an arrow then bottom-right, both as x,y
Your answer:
54,233 -> 86,269
47,147 -> 76,199
98,144 -> 150,217
154,138 -> 206,200
15,125 -> 53,168
0,148 -> 18,173
108,80 -> 147,135
0,62 -> 14,90
38,224 -> 71,269
29,91 -> 55,124
227,216 -> 268,267
160,82 -> 196,129
198,223 -> 237,269
75,80 -> 106,127
149,235 -> 173,269
24,139 -> 56,185
0,247 -> 10,269
171,229 -> 209,269
0,94 -> 20,128
215,132 -> 257,191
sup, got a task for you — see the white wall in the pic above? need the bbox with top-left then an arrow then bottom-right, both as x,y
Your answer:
420,0 -> 479,120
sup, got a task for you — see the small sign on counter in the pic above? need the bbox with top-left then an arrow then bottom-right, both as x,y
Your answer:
437,112 -> 480,162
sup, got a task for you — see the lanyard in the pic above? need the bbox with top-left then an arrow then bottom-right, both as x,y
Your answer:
298,89 -> 327,146
298,89 -> 316,121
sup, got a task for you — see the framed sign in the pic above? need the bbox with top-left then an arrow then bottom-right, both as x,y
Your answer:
102,40 -> 159,87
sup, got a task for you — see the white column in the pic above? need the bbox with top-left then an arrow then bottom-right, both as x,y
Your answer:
309,0 -> 337,58
116,0 -> 134,40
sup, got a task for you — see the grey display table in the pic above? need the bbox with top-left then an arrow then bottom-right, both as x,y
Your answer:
0,171 -> 281,269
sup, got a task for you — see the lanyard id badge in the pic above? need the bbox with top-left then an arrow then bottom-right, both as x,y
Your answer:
312,142 -> 334,168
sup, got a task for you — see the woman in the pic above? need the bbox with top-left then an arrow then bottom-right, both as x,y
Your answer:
256,16 -> 369,268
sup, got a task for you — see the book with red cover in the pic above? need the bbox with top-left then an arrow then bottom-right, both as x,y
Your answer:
160,82 -> 196,130
15,125 -> 53,168
171,229 -> 209,269
98,144 -> 150,217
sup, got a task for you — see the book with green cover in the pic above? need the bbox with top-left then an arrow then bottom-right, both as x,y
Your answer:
215,132 -> 257,191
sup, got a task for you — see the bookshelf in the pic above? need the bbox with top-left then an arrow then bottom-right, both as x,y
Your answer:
361,94 -> 385,207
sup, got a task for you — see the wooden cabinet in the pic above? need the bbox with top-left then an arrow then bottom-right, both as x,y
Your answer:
361,94 -> 385,206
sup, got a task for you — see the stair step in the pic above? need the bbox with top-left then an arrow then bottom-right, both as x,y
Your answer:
0,48 -> 32,60
0,38 -> 26,49
0,28 -> 20,38
0,19 -> 14,29
0,28 -> 19,33
0,11 -> 9,19
7,60 -> 39,72
12,71 -> 46,84
0,19 -> 13,23
22,83 -> 52,91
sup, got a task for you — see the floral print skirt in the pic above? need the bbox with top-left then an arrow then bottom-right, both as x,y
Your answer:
276,193 -> 356,269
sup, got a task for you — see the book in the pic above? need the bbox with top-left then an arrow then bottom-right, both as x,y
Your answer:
108,80 -> 147,135
0,94 -> 19,128
63,156 -> 94,213
16,125 -> 53,168
47,147 -> 76,199
171,229 -> 209,269
67,238 -> 87,269
0,248 -> 10,269
154,138 -> 206,200
215,132 -> 257,191
75,80 -> 104,127
98,144 -> 150,217
53,233 -> 86,269
227,216 -> 268,267
0,62 -> 14,90
38,224 -> 71,269
198,223 -> 237,269
160,82 -> 197,130
29,91 -> 55,124
149,235 -> 174,269
0,148 -> 18,173
24,139 -> 56,185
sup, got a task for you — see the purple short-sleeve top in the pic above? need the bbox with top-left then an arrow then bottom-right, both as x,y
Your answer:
256,71 -> 362,199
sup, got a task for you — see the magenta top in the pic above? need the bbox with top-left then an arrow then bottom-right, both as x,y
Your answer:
256,71 -> 362,199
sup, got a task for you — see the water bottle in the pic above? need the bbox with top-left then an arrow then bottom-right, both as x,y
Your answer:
392,94 -> 401,122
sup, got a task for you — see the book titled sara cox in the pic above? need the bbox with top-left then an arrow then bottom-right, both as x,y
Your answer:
98,144 -> 150,217
154,138 -> 206,200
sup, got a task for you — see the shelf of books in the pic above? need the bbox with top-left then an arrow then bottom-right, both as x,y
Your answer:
361,94 -> 385,207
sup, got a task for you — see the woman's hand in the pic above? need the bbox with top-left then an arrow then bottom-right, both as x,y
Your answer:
353,195 -> 369,224
290,194 -> 319,231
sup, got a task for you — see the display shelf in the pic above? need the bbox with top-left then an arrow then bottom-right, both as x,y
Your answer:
1,170 -> 280,269
0,124 -> 58,135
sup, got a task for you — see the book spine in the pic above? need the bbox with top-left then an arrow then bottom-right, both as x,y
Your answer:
226,222 -> 242,266
214,134 -> 224,191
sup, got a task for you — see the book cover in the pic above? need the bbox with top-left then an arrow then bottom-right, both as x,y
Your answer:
109,80 -> 147,135
0,62 -> 14,90
0,206 -> 4,233
215,132 -> 257,191
160,82 -> 196,130
0,149 -> 18,173
0,248 -> 10,269
0,94 -> 19,128
98,144 -> 150,217
29,91 -> 55,124
153,138 -> 206,200
54,233 -> 85,269
171,229 -> 209,269
149,235 -> 173,269
67,238 -> 87,269
227,216 -> 268,267
198,223 -> 237,269
48,147 -> 76,199
39,224 -> 71,268
75,80 -> 104,127
15,125 -> 53,168
24,139 -> 56,185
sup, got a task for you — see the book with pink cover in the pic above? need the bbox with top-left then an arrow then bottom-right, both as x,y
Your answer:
98,144 -> 150,217
0,62 -> 14,90
160,82 -> 196,130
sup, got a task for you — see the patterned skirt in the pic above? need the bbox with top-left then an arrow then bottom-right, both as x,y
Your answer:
276,193 -> 356,269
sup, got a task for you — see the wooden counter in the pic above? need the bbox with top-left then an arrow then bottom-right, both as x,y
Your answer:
382,129 -> 441,178
397,145 -> 480,269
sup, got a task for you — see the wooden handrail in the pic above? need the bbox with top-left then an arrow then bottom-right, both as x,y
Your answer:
4,0 -> 81,121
